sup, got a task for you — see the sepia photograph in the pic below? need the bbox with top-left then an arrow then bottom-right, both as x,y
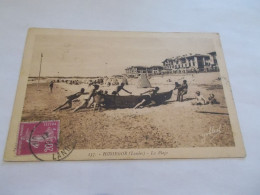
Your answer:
3,1 -> 260,194
4,29 -> 245,161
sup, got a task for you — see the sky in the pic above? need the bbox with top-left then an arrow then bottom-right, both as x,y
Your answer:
29,31 -> 216,77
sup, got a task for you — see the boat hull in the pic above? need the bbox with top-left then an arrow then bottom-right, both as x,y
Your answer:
103,90 -> 173,108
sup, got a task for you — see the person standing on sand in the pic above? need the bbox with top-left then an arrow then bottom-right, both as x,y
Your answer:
179,80 -> 188,102
134,87 -> 159,109
174,82 -> 182,101
53,88 -> 85,111
73,84 -> 99,112
49,81 -> 54,93
112,83 -> 132,96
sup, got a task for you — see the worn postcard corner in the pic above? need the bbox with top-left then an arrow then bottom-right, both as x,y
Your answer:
4,29 -> 245,161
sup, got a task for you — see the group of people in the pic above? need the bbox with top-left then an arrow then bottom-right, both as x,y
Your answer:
52,77 -> 220,112
52,83 -> 133,112
173,79 -> 220,105
192,91 -> 219,105
53,83 -> 101,112
52,82 -> 161,112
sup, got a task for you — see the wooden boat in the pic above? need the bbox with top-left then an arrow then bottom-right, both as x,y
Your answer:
103,90 -> 173,109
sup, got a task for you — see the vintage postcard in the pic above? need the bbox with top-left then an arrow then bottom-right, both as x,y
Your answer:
4,28 -> 245,161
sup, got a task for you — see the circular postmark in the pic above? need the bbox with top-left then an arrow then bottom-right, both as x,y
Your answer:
28,120 -> 77,161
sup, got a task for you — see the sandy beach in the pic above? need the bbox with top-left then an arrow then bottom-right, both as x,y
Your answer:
21,72 -> 235,149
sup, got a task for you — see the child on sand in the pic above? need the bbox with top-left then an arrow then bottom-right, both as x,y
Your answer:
207,94 -> 220,104
192,91 -> 206,105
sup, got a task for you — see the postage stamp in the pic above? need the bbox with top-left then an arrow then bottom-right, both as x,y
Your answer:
16,120 -> 60,155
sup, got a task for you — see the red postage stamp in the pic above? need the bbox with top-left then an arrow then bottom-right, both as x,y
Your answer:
16,120 -> 60,155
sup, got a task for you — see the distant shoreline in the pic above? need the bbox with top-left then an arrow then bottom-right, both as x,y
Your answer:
29,71 -> 219,80
28,76 -> 102,79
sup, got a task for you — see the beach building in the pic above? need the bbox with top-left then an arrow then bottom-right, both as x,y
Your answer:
162,52 -> 219,73
125,66 -> 147,77
208,51 -> 219,71
125,65 -> 163,77
149,66 -> 164,75
125,52 -> 219,76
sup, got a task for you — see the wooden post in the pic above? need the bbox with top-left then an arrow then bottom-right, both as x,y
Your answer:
37,53 -> 43,89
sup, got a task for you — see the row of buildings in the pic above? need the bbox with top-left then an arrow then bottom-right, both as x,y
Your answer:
125,66 -> 163,77
125,52 -> 218,77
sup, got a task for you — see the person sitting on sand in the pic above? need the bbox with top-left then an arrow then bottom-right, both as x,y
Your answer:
174,82 -> 182,101
192,91 -> 206,105
207,94 -> 220,105
73,84 -> 99,112
53,88 -> 85,111
179,80 -> 188,102
112,83 -> 132,96
134,87 -> 159,109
